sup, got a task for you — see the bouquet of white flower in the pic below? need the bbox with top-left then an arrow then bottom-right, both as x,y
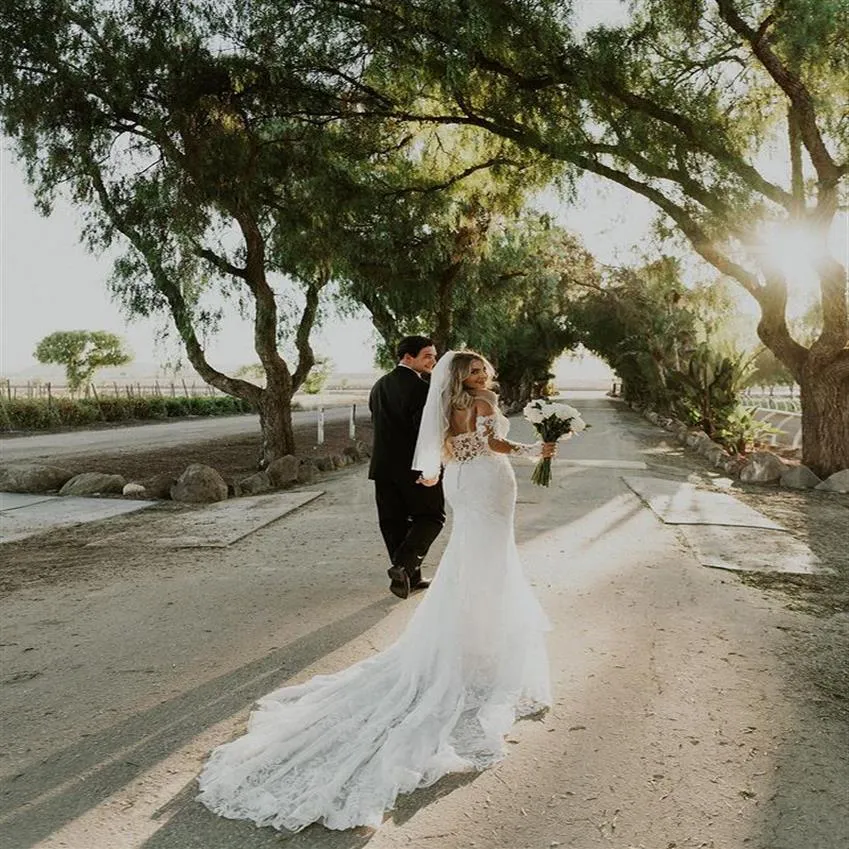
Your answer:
522,399 -> 589,486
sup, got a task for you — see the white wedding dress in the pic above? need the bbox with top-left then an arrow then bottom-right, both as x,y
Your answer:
197,410 -> 551,832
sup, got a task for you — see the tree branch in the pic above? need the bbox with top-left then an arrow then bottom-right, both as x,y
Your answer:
715,0 -> 840,184
291,271 -> 328,389
567,151 -> 765,297
385,157 -> 522,195
596,77 -> 795,209
194,246 -> 248,279
86,164 -> 261,401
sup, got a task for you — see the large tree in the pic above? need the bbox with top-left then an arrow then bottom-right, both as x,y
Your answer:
331,124 -> 558,359
0,0 -> 413,463
460,212 -> 596,408
323,0 -> 849,476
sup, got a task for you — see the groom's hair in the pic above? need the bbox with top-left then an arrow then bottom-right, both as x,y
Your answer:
396,336 -> 434,360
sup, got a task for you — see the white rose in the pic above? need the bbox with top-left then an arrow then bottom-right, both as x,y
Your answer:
569,416 -> 587,433
523,403 -> 545,424
553,403 -> 580,419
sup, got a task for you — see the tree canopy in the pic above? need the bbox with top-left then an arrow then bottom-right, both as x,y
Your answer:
303,0 -> 849,474
34,330 -> 132,391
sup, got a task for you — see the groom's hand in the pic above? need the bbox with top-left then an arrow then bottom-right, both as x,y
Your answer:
416,475 -> 440,487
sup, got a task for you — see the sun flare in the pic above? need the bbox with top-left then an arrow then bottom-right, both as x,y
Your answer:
754,220 -> 825,289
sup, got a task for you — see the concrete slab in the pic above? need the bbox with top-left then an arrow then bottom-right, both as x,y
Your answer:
0,496 -> 155,544
622,475 -> 785,530
559,459 -> 648,470
682,525 -> 827,574
0,492 -> 57,512
87,490 -> 324,548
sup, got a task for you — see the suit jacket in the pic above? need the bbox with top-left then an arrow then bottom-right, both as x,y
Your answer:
368,366 -> 430,481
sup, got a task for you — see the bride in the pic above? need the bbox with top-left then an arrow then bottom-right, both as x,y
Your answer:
197,350 -> 559,832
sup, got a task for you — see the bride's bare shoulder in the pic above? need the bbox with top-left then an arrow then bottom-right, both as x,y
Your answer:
472,389 -> 499,414
475,388 -> 498,403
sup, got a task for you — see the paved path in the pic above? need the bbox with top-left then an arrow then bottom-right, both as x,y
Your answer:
0,396 -> 845,849
0,407 -> 354,463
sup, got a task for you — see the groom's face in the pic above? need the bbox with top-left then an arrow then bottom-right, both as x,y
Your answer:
404,345 -> 438,375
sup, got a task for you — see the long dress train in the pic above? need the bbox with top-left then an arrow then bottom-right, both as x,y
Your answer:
196,411 -> 550,831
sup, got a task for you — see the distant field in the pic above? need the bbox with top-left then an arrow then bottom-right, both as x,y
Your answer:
3,371 -> 614,399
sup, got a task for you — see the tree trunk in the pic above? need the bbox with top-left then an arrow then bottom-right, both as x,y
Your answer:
432,261 -> 462,354
798,361 -> 849,478
257,376 -> 296,467
497,373 -> 534,413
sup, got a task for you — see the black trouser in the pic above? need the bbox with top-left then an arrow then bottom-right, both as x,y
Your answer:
374,476 -> 445,583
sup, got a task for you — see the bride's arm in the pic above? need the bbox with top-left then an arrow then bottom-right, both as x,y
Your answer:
472,399 -> 556,458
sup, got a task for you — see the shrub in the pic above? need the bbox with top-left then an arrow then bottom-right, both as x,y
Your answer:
143,397 -> 168,420
7,399 -> 58,429
164,397 -> 189,417
98,397 -> 133,421
3,390 -> 254,431
53,397 -> 101,426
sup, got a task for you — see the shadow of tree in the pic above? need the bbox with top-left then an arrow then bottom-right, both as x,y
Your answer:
0,597 -> 396,849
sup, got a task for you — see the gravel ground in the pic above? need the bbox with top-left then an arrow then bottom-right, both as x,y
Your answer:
1,399 -> 847,849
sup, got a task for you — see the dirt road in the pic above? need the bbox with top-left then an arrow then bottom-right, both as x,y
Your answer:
1,398 -> 846,849
0,407 -> 355,463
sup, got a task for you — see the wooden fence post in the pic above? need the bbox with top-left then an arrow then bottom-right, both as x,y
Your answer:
317,407 -> 325,445
90,383 -> 106,421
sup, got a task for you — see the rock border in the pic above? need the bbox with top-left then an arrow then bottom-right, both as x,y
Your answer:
0,439 -> 373,504
626,401 -> 849,494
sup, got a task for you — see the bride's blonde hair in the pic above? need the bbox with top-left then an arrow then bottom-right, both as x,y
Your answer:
443,353 -> 497,460
446,351 -> 496,414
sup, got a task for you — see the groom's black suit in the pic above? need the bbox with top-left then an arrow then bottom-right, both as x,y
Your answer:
369,366 -> 445,585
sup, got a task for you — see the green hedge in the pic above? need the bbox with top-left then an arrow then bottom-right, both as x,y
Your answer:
0,394 -> 255,431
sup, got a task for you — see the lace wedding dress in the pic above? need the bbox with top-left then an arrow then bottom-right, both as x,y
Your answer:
197,410 -> 551,832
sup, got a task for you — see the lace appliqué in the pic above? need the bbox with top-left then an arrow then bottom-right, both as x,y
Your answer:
447,413 -> 541,463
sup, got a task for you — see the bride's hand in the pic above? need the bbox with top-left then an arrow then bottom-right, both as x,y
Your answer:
416,475 -> 440,487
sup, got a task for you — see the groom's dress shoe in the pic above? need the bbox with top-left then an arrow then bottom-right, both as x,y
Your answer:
410,579 -> 430,592
387,566 -> 410,599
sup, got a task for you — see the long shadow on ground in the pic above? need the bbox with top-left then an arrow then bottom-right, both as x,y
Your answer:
0,597 -> 397,849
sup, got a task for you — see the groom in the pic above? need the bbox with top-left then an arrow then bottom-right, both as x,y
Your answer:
369,336 -> 446,599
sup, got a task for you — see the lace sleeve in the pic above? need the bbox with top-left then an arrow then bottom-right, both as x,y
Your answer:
474,407 -> 542,458
506,440 -> 543,458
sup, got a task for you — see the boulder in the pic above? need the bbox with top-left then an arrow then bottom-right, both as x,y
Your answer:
701,444 -> 727,466
267,455 -> 299,488
645,410 -> 659,424
0,463 -> 74,493
780,465 -> 823,490
315,456 -> 337,472
717,455 -> 743,476
342,444 -> 362,463
739,451 -> 786,484
122,482 -> 147,497
664,419 -> 680,431
297,459 -> 318,484
697,438 -> 722,457
354,440 -> 371,458
236,471 -> 272,497
171,463 -> 228,503
60,472 -> 126,497
815,469 -> 849,494
686,431 -> 710,448
137,473 -> 177,500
